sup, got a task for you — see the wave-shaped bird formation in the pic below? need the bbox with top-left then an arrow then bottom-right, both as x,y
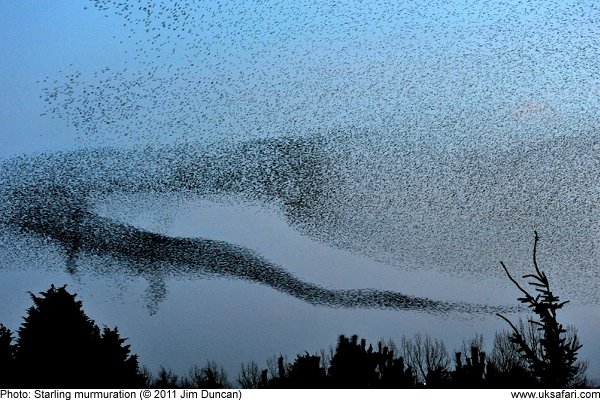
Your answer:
6,0 -> 600,313
0,136 -> 509,314
2,118 -> 600,310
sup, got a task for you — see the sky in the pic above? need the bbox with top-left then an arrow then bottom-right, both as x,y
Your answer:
1,0 -> 600,383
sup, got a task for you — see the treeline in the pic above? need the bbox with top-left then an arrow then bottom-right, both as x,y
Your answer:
147,332 -> 587,389
0,284 -> 589,389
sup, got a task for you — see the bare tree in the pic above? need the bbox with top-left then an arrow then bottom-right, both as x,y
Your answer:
183,361 -> 231,389
489,328 -> 527,374
400,334 -> 449,385
237,361 -> 263,389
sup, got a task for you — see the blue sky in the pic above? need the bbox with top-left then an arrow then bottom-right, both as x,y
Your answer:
2,0 -> 599,157
2,0 -> 600,382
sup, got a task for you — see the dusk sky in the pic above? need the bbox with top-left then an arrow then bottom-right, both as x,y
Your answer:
1,0 -> 600,382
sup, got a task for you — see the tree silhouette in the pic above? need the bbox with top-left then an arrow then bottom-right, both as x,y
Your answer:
328,335 -> 380,388
14,285 -> 144,388
98,327 -> 146,387
400,334 -> 449,387
452,346 -> 486,388
0,324 -> 15,387
151,367 -> 181,388
237,361 -> 265,389
497,232 -> 586,388
486,328 -> 541,388
183,361 -> 231,389
326,334 -> 416,388
285,352 -> 327,388
263,355 -> 289,388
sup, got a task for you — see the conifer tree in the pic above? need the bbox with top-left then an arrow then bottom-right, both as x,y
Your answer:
497,232 -> 586,388
14,285 -> 143,388
0,324 -> 15,387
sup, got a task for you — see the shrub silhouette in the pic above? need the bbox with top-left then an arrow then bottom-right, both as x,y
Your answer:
327,334 -> 416,388
183,361 -> 231,389
328,335 -> 380,388
497,232 -> 586,388
151,367 -> 181,388
256,336 -> 415,388
452,346 -> 486,388
14,285 -> 144,388
285,352 -> 327,388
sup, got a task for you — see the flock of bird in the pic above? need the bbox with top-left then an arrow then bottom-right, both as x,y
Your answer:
3,0 -> 600,310
38,0 -> 600,143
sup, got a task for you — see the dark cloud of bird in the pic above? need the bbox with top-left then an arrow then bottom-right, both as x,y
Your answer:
4,1 -> 600,311
0,137 -> 517,314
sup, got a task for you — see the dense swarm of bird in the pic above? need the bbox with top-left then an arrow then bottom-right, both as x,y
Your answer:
2,0 -> 600,309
